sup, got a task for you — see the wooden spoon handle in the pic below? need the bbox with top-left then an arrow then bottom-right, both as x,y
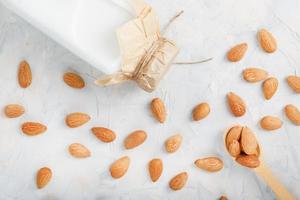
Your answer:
255,162 -> 294,200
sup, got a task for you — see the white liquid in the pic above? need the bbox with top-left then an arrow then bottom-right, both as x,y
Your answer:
1,0 -> 133,74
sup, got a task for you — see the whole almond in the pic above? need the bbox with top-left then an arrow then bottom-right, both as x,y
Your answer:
110,156 -> 130,179
63,72 -> 85,89
258,29 -> 277,53
193,103 -> 210,121
285,104 -> 300,125
228,140 -> 241,157
227,92 -> 246,117
65,112 -> 90,128
240,127 -> 258,155
91,127 -> 116,143
124,130 -> 147,149
151,98 -> 166,123
263,77 -> 278,100
286,76 -> 300,93
68,143 -> 91,158
18,60 -> 32,88
169,172 -> 188,191
165,134 -> 182,153
36,167 -> 52,189
236,154 -> 260,168
227,43 -> 248,62
21,122 -> 47,136
219,196 -> 228,200
4,104 -> 25,118
226,125 -> 242,146
148,158 -> 163,182
194,157 -> 224,172
243,68 -> 268,83
260,116 -> 283,131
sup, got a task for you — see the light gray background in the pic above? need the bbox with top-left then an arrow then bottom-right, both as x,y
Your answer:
0,0 -> 300,199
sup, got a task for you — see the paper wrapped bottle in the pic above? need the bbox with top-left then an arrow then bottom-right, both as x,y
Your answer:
95,0 -> 179,92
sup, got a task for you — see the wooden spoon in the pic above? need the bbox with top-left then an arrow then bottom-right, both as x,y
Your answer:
224,125 -> 294,200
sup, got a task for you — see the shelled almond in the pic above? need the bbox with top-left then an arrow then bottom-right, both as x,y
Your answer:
21,122 -> 47,136
150,98 -> 166,123
165,134 -> 182,153
236,154 -> 260,168
243,68 -> 268,83
63,72 -> 85,89
262,77 -> 278,100
194,157 -> 224,172
124,130 -> 147,149
226,125 -> 242,146
258,29 -> 277,53
285,104 -> 300,125
227,43 -> 248,62
110,156 -> 130,179
91,127 -> 116,142
260,116 -> 283,131
4,104 -> 25,118
193,103 -> 210,121
18,60 -> 32,88
65,112 -> 90,128
286,76 -> 300,93
225,126 -> 260,168
240,127 -> 258,155
36,167 -> 52,189
169,172 -> 188,191
68,143 -> 91,158
227,92 -> 246,117
148,158 -> 163,182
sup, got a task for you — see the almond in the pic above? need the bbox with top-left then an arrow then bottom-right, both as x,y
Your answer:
263,77 -> 278,100
165,134 -> 182,153
226,125 -> 242,146
151,98 -> 166,123
91,127 -> 116,143
285,104 -> 300,125
63,72 -> 85,89
236,154 -> 260,168
228,140 -> 241,157
227,43 -> 248,62
169,172 -> 188,191
148,158 -> 163,182
110,156 -> 130,179
18,60 -> 32,88
243,68 -> 268,83
68,143 -> 91,158
36,167 -> 52,189
193,103 -> 210,121
219,196 -> 228,200
240,127 -> 258,155
258,29 -> 277,53
124,130 -> 147,149
21,122 -> 47,136
286,76 -> 300,93
65,112 -> 90,128
194,157 -> 224,172
227,92 -> 246,117
4,104 -> 25,118
260,116 -> 283,131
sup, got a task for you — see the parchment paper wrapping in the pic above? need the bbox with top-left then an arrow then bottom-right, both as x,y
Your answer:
95,0 -> 179,92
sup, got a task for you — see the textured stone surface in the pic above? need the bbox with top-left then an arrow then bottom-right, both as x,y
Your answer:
0,0 -> 300,199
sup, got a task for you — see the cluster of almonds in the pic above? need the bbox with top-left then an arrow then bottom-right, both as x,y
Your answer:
4,28 -> 299,199
225,126 -> 260,168
9,61 -> 226,195
225,29 -> 300,130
